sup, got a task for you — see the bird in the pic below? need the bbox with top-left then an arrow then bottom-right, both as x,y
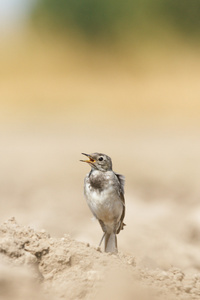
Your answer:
80,152 -> 125,253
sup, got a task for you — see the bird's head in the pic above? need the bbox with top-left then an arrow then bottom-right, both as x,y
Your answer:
80,153 -> 112,171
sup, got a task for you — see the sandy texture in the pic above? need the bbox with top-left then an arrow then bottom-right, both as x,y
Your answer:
1,217 -> 200,300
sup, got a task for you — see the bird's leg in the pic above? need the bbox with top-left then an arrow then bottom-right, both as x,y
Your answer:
99,232 -> 106,247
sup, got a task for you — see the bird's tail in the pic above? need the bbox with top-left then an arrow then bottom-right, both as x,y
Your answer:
104,233 -> 118,253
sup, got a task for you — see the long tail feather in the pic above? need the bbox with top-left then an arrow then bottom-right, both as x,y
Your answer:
104,233 -> 118,253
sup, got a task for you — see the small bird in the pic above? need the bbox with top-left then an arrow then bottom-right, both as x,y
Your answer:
81,152 -> 125,253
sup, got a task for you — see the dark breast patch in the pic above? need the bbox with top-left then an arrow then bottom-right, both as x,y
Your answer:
89,174 -> 105,191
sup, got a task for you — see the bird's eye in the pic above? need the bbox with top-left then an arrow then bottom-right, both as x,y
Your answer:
98,157 -> 103,161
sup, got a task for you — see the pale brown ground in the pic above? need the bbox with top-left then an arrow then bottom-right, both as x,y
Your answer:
1,33 -> 200,299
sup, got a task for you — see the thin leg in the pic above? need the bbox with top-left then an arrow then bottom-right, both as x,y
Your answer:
99,232 -> 106,247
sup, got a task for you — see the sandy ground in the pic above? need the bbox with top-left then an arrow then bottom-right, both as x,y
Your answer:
1,127 -> 200,300
1,217 -> 200,300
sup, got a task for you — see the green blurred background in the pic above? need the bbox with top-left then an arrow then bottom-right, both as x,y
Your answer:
1,0 -> 200,265
32,0 -> 200,39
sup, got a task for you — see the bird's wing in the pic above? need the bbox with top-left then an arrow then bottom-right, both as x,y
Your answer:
115,173 -> 126,233
115,173 -> 125,197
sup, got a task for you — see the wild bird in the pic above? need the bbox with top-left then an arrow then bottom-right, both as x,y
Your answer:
80,153 -> 125,253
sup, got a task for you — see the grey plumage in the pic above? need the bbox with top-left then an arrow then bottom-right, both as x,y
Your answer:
81,152 -> 125,253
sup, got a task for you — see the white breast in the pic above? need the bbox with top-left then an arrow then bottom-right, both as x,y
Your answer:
84,175 -> 123,226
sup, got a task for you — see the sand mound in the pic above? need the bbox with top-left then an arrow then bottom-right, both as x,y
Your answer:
0,218 -> 200,300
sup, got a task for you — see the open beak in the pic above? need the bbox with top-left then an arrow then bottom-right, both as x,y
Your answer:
80,153 -> 96,164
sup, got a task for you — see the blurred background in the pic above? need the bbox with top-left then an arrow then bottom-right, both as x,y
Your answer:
1,0 -> 200,272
